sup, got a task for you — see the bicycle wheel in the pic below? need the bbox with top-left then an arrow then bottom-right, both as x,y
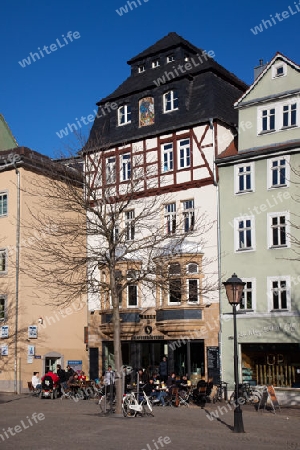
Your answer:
99,395 -> 108,414
249,390 -> 261,404
122,396 -> 137,417
142,397 -> 153,416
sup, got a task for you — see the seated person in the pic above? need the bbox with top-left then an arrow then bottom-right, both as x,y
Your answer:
179,375 -> 189,392
31,371 -> 42,391
78,371 -> 87,384
193,377 -> 208,408
166,372 -> 177,387
67,373 -> 79,387
143,379 -> 167,406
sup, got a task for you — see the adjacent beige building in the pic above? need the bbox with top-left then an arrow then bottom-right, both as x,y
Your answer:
0,147 -> 87,392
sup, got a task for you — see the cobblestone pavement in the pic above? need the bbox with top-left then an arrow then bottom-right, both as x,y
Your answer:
0,393 -> 299,450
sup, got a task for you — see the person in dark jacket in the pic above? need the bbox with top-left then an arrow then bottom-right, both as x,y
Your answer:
159,356 -> 168,383
193,377 -> 208,408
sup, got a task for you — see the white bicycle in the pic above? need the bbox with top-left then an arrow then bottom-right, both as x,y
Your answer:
122,390 -> 153,417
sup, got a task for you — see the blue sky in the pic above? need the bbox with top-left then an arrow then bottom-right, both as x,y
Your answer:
1,0 -> 299,158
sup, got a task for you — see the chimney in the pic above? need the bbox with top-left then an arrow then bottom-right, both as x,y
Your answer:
254,59 -> 267,80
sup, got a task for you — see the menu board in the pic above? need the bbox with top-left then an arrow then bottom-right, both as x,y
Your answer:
207,346 -> 220,385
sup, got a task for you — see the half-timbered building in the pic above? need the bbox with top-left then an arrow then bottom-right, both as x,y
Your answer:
84,32 -> 247,381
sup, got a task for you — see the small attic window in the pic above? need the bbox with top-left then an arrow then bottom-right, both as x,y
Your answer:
272,62 -> 287,78
152,59 -> 160,68
138,65 -> 145,73
184,54 -> 189,62
167,54 -> 175,63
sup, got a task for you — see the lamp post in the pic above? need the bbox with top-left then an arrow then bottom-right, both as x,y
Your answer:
223,273 -> 246,433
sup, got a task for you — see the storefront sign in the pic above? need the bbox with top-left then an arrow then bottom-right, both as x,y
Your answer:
68,360 -> 82,373
131,335 -> 163,340
207,346 -> 220,384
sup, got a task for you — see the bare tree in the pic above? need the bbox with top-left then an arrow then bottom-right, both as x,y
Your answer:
19,135 -> 218,414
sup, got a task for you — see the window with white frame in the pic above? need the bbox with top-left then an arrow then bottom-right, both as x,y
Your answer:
182,200 -> 194,232
0,193 -> 7,217
268,156 -> 289,188
162,143 -> 173,172
125,210 -> 135,241
163,91 -> 178,112
187,262 -> 198,274
0,250 -> 7,273
152,59 -> 160,68
0,297 -> 6,321
239,280 -> 255,310
258,99 -> 299,134
118,105 -> 131,126
235,217 -> 254,251
109,215 -> 119,242
234,163 -> 254,193
127,284 -> 137,307
164,203 -> 176,235
283,103 -> 297,128
261,108 -> 275,132
187,279 -> 198,303
268,212 -> 289,248
178,139 -> 190,169
167,54 -> 175,63
169,279 -> 181,304
121,153 -> 131,181
272,62 -> 287,78
268,276 -> 290,311
106,157 -> 116,184
138,65 -> 145,73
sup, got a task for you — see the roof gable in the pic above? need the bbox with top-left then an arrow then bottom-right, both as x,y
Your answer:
0,114 -> 18,151
127,32 -> 199,64
234,53 -> 300,108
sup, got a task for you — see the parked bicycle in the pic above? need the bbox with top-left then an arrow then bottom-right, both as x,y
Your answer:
229,382 -> 262,405
212,381 -> 228,403
122,390 -> 153,417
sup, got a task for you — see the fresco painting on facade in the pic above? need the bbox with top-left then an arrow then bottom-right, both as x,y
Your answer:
139,97 -> 155,127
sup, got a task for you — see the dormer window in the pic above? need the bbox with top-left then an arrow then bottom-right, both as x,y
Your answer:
138,65 -> 145,73
184,54 -> 189,62
167,54 -> 175,63
272,62 -> 287,78
152,59 -> 160,68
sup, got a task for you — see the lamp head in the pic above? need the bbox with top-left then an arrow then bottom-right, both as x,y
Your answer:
223,273 -> 246,306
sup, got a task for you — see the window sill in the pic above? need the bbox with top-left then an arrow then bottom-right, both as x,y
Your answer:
235,190 -> 253,195
118,122 -> 131,127
258,129 -> 276,135
163,108 -> 179,114
281,125 -> 297,130
236,247 -> 254,252
268,184 -> 287,189
269,245 -> 288,249
178,165 -> 191,170
270,309 -> 289,312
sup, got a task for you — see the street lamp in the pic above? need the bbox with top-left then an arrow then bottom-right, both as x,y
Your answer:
223,273 -> 246,433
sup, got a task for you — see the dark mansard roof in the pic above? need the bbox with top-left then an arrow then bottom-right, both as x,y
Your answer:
86,32 -> 248,152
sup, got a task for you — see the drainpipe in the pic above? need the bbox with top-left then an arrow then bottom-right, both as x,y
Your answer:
14,166 -> 20,394
210,118 -> 223,381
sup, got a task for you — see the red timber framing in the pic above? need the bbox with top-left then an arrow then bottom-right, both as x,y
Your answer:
85,121 -> 226,202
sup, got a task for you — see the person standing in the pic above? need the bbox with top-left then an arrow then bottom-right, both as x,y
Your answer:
159,356 -> 168,383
